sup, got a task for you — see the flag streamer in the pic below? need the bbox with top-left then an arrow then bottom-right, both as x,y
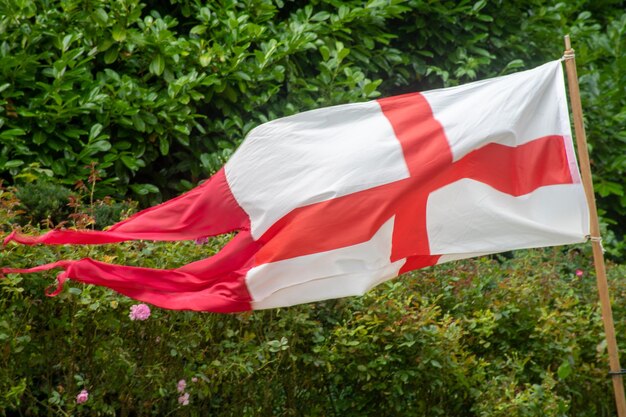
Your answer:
2,59 -> 589,313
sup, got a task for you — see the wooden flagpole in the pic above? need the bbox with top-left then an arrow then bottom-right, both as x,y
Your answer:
562,34 -> 626,416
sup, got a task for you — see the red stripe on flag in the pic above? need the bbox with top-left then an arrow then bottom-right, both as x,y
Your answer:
255,92 -> 447,265
377,93 -> 453,176
2,233 -> 257,313
4,168 -> 250,246
56,232 -> 257,312
378,92 -> 451,269
255,179 -> 406,264
437,135 -> 574,196
2,168 -> 257,313
396,135 -> 574,274
255,90 -> 574,270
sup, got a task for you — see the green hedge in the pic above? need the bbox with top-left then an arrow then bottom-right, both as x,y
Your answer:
1,2 -> 625,410
0,185 -> 625,416
1,1 -> 624,243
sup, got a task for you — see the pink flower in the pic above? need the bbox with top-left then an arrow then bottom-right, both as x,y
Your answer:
129,304 -> 151,321
575,269 -> 584,277
178,392 -> 190,406
194,237 -> 209,245
177,379 -> 186,393
76,389 -> 89,404
191,377 -> 198,383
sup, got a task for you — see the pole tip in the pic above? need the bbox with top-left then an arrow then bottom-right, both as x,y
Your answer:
564,34 -> 571,50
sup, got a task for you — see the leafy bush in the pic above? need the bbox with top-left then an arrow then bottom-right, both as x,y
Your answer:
89,198 -> 135,230
1,0 -> 624,242
576,14 -> 626,248
14,181 -> 74,226
0,184 -> 624,416
9,179 -> 135,230
0,0 -> 407,202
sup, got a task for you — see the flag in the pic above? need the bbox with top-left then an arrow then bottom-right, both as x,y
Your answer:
2,60 -> 589,312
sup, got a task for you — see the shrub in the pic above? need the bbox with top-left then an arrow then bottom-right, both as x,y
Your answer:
0,182 -> 624,415
14,181 -> 74,227
1,0 -> 624,252
89,198 -> 136,230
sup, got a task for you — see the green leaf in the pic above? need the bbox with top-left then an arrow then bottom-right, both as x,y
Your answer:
129,183 -> 159,195
51,160 -> 66,175
4,160 -> 24,168
90,140 -> 111,152
121,155 -> 139,170
200,153 -> 212,168
63,129 -> 87,139
61,34 -> 73,52
111,26 -> 127,42
174,124 -> 191,135
319,46 -> 330,61
104,47 -> 119,64
132,114 -> 145,132
93,8 -> 108,26
190,25 -> 207,35
199,7 -> 211,21
89,123 -> 103,140
337,47 -> 350,62
114,141 -> 132,150
179,179 -> 193,190
234,71 -> 251,81
430,360 -> 442,368
0,129 -> 26,140
557,361 -> 572,380
311,11 -> 330,21
472,0 -> 487,11
217,140 -> 233,150
199,53 -> 212,67
33,131 -> 46,145
150,54 -> 165,76
597,180 -> 624,197
363,79 -> 382,96
159,136 -> 169,155
501,59 -> 525,74
416,50 -> 434,58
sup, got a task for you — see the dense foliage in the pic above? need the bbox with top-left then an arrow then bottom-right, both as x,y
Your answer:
0,0 -> 624,239
1,1 -> 626,415
1,183 -> 625,416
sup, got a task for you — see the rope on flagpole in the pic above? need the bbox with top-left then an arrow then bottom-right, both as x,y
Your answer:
588,235 -> 606,254
586,235 -> 606,253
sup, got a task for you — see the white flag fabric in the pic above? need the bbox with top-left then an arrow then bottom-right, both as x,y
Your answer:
4,60 -> 589,312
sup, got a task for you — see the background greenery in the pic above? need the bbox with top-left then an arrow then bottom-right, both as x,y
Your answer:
0,0 -> 624,238
1,0 -> 625,415
1,187 -> 624,416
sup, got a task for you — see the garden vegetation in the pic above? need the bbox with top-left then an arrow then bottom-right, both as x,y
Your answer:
1,0 -> 625,415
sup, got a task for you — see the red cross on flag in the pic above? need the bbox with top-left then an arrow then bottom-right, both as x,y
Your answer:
3,60 -> 589,312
